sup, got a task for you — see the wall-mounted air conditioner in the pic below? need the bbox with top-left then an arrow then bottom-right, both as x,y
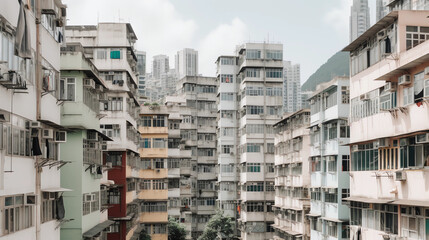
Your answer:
398,74 -> 411,86
395,171 -> 406,181
83,78 -> 96,89
378,138 -> 390,148
416,133 -> 429,144
42,129 -> 54,139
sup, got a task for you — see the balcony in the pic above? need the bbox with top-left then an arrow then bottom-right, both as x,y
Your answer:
139,189 -> 167,200
138,126 -> 168,135
139,148 -> 168,158
140,212 -> 168,223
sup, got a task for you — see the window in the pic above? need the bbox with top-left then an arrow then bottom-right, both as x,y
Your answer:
220,93 -> 234,101
400,138 -> 429,169
406,26 -> 429,50
246,106 -> 264,115
246,202 -> 264,212
246,163 -> 261,172
96,49 -> 107,59
103,97 -> 123,111
265,50 -> 282,60
100,124 -> 120,138
82,192 -> 99,215
153,180 -> 166,190
425,79 -> 429,97
267,106 -> 280,115
110,48 -> 121,59
246,68 -> 261,78
403,86 -> 414,106
141,202 -> 167,212
266,87 -> 282,96
327,156 -> 337,172
220,164 -> 234,173
267,143 -> 275,154
106,152 -> 122,166
154,159 -> 165,169
221,145 -> 233,154
311,188 -> 321,201
220,58 -> 235,65
327,222 -> 337,237
5,195 -> 34,234
246,49 -> 261,59
42,192 -> 58,222
142,138 -> 151,148
246,143 -> 262,153
265,69 -> 282,78
342,86 -> 350,104
221,110 -> 234,119
379,90 -> 397,110
152,138 -> 167,148
342,155 -> 350,171
220,74 -> 233,83
325,189 -> 338,203
352,143 -> 379,171
59,78 -> 75,101
266,163 -> 275,172
153,116 -> 166,127
221,128 -> 234,137
108,188 -> 120,204
198,148 -> 214,157
340,120 -> 350,138
141,116 -> 152,127
246,182 -> 264,192
245,86 -> 264,96
152,224 -> 167,234
168,159 -> 180,169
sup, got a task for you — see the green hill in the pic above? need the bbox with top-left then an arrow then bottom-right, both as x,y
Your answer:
301,51 -> 350,91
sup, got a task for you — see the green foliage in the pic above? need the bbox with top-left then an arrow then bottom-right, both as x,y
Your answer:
301,51 -> 350,91
143,102 -> 150,106
139,230 -> 151,240
198,211 -> 234,240
168,218 -> 187,240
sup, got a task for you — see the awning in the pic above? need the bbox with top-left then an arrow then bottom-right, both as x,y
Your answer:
320,217 -> 345,223
306,213 -> 321,217
100,179 -> 115,186
112,213 -> 134,221
42,187 -> 72,192
83,220 -> 115,238
343,196 -> 394,204
391,199 -> 429,208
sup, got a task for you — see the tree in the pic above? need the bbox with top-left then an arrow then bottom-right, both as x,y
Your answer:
198,211 -> 234,240
139,230 -> 151,240
168,218 -> 187,240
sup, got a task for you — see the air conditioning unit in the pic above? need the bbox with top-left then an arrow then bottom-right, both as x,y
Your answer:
118,80 -> 124,86
378,138 -> 390,148
328,188 -> 336,194
327,123 -> 332,128
328,221 -> 336,227
360,94 -> 369,101
385,82 -> 397,92
377,29 -> 387,40
83,78 -> 96,89
25,194 -> 36,205
395,171 -> 406,181
0,71 -> 27,90
398,74 -> 411,86
399,138 -> 409,147
85,193 -> 96,202
310,99 -> 315,105
87,131 -> 98,141
352,145 -> 358,152
106,162 -> 113,168
55,18 -> 64,27
42,129 -> 54,139
101,142 -> 107,151
54,131 -> 67,143
99,93 -> 108,102
31,121 -> 42,128
425,67 -> 429,76
108,71 -> 114,75
416,133 -> 429,144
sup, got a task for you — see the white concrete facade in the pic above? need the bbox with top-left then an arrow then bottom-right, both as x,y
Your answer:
175,48 -> 198,80
307,77 -> 350,240
283,61 -> 302,113
273,109 -> 311,240
0,0 -> 66,239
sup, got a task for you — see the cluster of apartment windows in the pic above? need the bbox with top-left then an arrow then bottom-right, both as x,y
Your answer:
275,113 -> 310,133
244,86 -> 283,96
244,124 -> 274,135
220,58 -> 235,65
276,163 -> 303,177
0,122 -> 32,157
265,69 -> 283,78
141,202 -> 167,212
220,110 -> 234,119
197,148 -> 215,157
108,188 -> 121,204
277,187 -> 308,199
243,182 -> 275,192
245,201 -> 274,212
82,192 -> 100,215
101,97 -> 123,111
141,138 -> 167,148
141,158 -> 166,169
1,31 -> 35,84
246,49 -> 261,59
220,93 -> 235,101
219,182 -> 235,191
244,222 -> 275,233
197,165 -> 215,173
196,101 -> 216,111
140,115 -> 166,127
220,127 -> 234,137
350,23 -> 396,76
4,194 -> 34,234
406,25 -> 429,50
350,202 -> 398,235
83,139 -> 103,165
275,137 -> 303,154
400,206 -> 429,239
198,181 -> 214,191
59,78 -> 75,101
183,83 -> 217,93
100,71 -> 123,82
96,48 -> 122,59
197,198 -> 216,206
266,50 -> 283,60
221,145 -> 233,154
275,208 -> 303,223
100,124 -> 120,138
141,180 -> 167,190
220,74 -> 234,83
311,155 -> 350,173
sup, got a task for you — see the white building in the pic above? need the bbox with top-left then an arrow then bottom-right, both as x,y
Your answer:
273,109 -> 311,240
343,10 -> 429,240
175,48 -> 198,79
217,42 -> 283,240
0,0 -> 67,239
283,61 -> 302,113
350,0 -> 370,41
307,77 -> 350,240
152,55 -> 169,79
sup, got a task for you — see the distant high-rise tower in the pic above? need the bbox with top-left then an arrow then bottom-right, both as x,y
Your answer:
350,0 -> 370,41
283,61 -> 302,113
175,48 -> 198,79
376,0 -> 388,21
152,54 -> 169,79
137,51 -> 146,98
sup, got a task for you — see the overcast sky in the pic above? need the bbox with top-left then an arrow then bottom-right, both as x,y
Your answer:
63,0 -> 377,84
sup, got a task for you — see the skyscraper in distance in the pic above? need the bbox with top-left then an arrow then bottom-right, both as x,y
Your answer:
175,48 -> 199,79
283,61 -> 302,113
350,0 -> 370,41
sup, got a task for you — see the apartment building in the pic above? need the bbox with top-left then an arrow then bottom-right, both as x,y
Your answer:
139,106 -> 169,240
152,55 -> 169,80
215,43 -> 283,240
273,109 -> 311,240
136,51 -> 146,103
173,76 -> 218,239
215,55 -> 240,232
307,77 -> 350,240
65,23 -> 141,240
0,1 -> 67,240
350,0 -> 370,41
59,43 -> 115,240
343,10 -> 429,240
